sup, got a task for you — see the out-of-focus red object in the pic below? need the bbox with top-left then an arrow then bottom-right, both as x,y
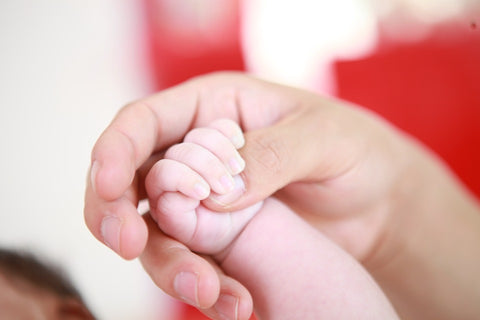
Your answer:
335,19 -> 480,197
143,0 -> 245,90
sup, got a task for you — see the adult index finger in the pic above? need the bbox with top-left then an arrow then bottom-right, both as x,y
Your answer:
87,74 -> 239,258
90,84 -> 199,201
86,82 -> 200,258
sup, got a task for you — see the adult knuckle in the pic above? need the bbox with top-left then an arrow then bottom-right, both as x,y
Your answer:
248,134 -> 288,175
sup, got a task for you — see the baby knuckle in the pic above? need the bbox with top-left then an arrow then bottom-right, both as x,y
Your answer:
183,128 -> 207,143
164,143 -> 194,161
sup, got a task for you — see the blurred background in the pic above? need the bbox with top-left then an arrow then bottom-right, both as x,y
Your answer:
0,0 -> 478,319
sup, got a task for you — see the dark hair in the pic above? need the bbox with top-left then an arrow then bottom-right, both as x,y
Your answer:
0,247 -> 82,300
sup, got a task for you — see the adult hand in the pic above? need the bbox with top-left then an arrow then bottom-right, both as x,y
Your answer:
85,72 -> 404,312
85,72 -> 480,319
85,72 -> 404,259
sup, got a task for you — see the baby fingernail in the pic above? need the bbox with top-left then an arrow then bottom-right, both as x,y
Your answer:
101,215 -> 121,253
231,133 -> 245,149
194,181 -> 210,199
228,156 -> 245,175
174,272 -> 199,307
219,174 -> 235,193
215,294 -> 239,320
210,175 -> 245,206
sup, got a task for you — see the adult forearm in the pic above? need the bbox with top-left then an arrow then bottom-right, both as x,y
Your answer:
368,137 -> 480,319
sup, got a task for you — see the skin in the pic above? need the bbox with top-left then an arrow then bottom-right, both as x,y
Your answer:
144,119 -> 256,255
145,119 -> 397,319
85,72 -> 480,319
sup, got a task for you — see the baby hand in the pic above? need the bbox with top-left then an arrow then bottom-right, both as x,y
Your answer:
145,119 -> 262,257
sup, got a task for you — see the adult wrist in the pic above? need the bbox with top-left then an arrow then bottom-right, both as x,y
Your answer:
365,133 -> 480,319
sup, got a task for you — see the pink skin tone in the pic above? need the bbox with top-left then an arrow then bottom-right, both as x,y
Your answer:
144,119 -> 398,320
145,119 -> 257,256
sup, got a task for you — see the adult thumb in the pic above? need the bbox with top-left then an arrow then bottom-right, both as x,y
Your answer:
204,111 -> 320,211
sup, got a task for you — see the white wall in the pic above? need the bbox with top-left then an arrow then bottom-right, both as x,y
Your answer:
0,1 -> 173,319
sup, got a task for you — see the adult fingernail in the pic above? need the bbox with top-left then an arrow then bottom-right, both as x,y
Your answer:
210,175 -> 245,206
215,294 -> 239,320
90,160 -> 99,193
174,272 -> 199,307
101,215 -> 121,253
